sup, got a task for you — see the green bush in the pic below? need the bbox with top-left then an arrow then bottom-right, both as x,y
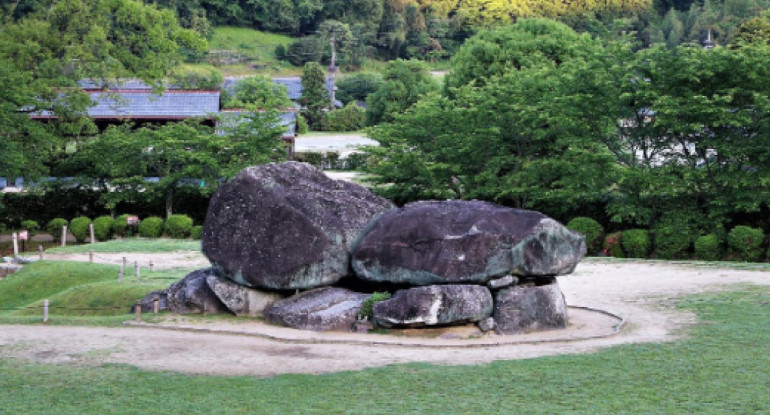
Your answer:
20,220 -> 39,237
297,113 -> 309,134
695,234 -> 722,261
190,225 -> 203,240
69,216 -> 92,243
655,226 -> 692,259
46,218 -> 69,242
336,72 -> 383,104
164,214 -> 194,239
566,217 -> 604,255
727,225 -> 765,262
112,214 -> 139,238
92,216 -> 114,242
358,292 -> 392,320
322,103 -> 365,132
138,217 -> 165,238
602,232 -> 624,258
621,229 -> 651,258
274,44 -> 287,61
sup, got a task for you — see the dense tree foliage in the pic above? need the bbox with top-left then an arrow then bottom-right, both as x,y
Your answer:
365,59 -> 438,126
364,19 -> 770,235
221,75 -> 292,110
0,0 -> 205,183
72,116 -> 286,217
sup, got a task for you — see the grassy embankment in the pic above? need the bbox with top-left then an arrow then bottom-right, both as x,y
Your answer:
201,26 -> 298,77
0,286 -> 768,413
0,239 -> 200,325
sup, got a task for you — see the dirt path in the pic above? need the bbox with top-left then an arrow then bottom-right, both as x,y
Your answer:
1,259 -> 768,377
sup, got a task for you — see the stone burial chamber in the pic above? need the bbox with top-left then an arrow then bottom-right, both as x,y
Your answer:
136,162 -> 586,335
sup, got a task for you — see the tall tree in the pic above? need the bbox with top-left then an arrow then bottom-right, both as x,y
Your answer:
365,59 -> 438,125
300,62 -> 330,129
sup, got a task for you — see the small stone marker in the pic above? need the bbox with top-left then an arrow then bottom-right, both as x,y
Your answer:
38,245 -> 43,260
134,261 -> 140,277
61,226 -> 67,247
135,302 -> 142,322
89,250 -> 94,263
43,299 -> 49,323
12,233 -> 18,256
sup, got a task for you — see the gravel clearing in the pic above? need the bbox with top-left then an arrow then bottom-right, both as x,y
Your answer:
1,258 -> 768,377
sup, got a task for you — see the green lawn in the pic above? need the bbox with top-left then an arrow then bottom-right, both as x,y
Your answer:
0,261 -> 188,324
46,239 -> 200,254
1,287 -> 769,413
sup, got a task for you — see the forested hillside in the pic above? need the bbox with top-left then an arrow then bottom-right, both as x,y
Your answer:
4,0 -> 770,63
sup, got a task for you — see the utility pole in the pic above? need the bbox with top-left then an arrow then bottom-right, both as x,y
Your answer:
329,35 -> 337,109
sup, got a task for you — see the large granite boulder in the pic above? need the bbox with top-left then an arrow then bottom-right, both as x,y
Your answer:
373,285 -> 493,328
202,162 -> 394,290
263,287 -> 371,331
166,268 -> 230,314
493,278 -> 567,334
352,200 -> 585,285
206,275 -> 284,317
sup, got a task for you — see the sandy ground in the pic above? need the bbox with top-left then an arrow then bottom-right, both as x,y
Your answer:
0,258 -> 768,377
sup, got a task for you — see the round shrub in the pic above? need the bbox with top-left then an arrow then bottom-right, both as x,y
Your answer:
567,217 -> 604,255
93,215 -> 114,242
322,103 -> 365,132
112,214 -> 138,238
20,220 -> 39,237
695,234 -> 722,261
727,225 -> 765,262
138,216 -> 165,238
602,232 -> 624,258
164,214 -> 193,239
621,229 -> 651,258
69,216 -> 92,243
190,225 -> 203,240
46,218 -> 69,242
655,226 -> 692,259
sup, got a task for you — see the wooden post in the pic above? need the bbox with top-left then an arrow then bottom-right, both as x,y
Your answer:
122,257 -> 127,271
89,250 -> 94,263
89,223 -> 95,244
61,226 -> 67,247
153,298 -> 159,314
149,260 -> 154,272
12,232 -> 18,256
134,261 -> 140,277
118,270 -> 123,283
135,302 -> 141,322
38,245 -> 44,260
43,299 -> 49,323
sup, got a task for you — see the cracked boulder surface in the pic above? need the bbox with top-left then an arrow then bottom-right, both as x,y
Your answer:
352,200 -> 586,285
201,162 -> 394,290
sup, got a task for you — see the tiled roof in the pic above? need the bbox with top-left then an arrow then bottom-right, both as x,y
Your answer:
85,90 -> 220,119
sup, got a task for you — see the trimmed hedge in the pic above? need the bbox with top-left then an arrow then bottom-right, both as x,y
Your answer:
69,217 -> 92,243
602,232 -> 624,258
695,234 -> 722,261
621,229 -> 651,258
728,225 -> 765,262
20,220 -> 39,237
566,217 -> 604,255
46,218 -> 69,242
93,216 -> 114,241
112,214 -> 138,238
190,225 -> 203,240
655,226 -> 692,259
138,217 -> 164,238
164,214 -> 194,239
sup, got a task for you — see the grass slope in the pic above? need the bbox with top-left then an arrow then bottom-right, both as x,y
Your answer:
1,287 -> 769,414
0,261 -> 189,323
